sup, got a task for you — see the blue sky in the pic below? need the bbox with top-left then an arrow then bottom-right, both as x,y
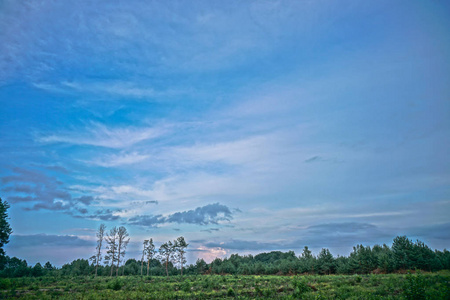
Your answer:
1,0 -> 449,266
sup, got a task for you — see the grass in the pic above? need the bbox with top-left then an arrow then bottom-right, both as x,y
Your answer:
0,271 -> 448,299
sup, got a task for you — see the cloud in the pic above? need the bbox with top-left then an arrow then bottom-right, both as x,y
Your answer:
76,196 -> 94,205
304,156 -> 323,163
128,203 -> 233,227
167,203 -> 233,225
88,152 -> 150,167
8,234 -> 93,249
82,209 -> 122,221
1,167 -> 96,215
38,123 -> 165,149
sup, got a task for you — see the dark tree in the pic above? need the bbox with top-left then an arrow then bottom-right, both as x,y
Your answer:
0,198 -> 12,267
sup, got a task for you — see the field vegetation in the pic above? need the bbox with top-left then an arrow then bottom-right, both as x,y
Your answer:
0,271 -> 449,299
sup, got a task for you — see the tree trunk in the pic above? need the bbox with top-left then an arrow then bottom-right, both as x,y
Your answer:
147,259 -> 150,276
116,243 -> 122,276
165,257 -> 169,277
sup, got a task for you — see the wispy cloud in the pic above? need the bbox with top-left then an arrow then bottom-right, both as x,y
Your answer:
88,152 -> 150,167
38,123 -> 165,148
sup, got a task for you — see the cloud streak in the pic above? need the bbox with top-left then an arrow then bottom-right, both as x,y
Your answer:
38,123 -> 165,149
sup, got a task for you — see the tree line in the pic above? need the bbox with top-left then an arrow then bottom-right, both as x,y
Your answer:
1,235 -> 449,278
0,199 -> 449,277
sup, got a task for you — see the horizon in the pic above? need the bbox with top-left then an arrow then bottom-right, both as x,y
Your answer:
1,0 -> 449,267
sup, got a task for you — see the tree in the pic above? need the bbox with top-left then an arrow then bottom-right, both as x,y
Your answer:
392,236 -> 414,270
174,236 -> 188,275
0,198 -> 12,267
116,226 -> 130,276
90,224 -> 106,276
141,240 -> 148,276
316,248 -> 335,275
159,241 -> 174,277
104,227 -> 118,276
145,238 -> 156,276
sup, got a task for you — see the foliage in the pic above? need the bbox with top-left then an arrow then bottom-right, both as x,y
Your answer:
0,198 -> 12,268
0,273 -> 448,299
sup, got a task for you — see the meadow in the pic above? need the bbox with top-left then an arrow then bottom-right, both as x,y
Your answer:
0,271 -> 449,299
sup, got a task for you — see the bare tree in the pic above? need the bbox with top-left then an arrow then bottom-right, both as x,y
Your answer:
174,236 -> 188,275
90,224 -> 106,276
116,226 -> 130,276
104,226 -> 118,276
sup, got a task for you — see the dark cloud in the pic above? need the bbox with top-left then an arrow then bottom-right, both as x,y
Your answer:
2,184 -> 35,193
42,165 -> 69,174
24,201 -> 72,211
304,156 -> 342,164
128,214 -> 163,227
408,222 -> 450,240
166,203 -> 232,225
7,196 -> 35,203
304,156 -> 322,163
82,209 -> 121,221
77,208 -> 88,214
145,200 -> 158,205
8,234 -> 93,249
128,203 -> 233,227
76,196 -> 94,205
1,167 -> 96,215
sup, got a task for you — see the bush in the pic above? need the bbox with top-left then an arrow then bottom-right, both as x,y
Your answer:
403,272 -> 426,300
227,287 -> 236,297
0,278 -> 11,289
292,277 -> 311,297
108,279 -> 123,291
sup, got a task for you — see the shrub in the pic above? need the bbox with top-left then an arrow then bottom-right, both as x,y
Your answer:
108,279 -> 123,291
292,277 -> 311,297
227,287 -> 236,297
403,272 -> 426,300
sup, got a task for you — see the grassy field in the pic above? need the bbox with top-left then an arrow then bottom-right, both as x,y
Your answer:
0,271 -> 449,299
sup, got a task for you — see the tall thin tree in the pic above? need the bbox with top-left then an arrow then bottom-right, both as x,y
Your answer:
141,240 -> 148,276
146,238 -> 156,276
159,240 -> 174,277
174,236 -> 188,275
116,226 -> 130,276
104,226 -> 118,276
91,224 -> 106,276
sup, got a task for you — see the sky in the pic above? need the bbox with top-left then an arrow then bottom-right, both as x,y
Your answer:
0,0 -> 449,267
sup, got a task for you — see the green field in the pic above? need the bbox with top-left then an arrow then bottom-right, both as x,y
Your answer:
1,272 -> 449,299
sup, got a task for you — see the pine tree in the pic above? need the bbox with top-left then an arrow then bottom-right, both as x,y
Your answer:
0,198 -> 12,267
